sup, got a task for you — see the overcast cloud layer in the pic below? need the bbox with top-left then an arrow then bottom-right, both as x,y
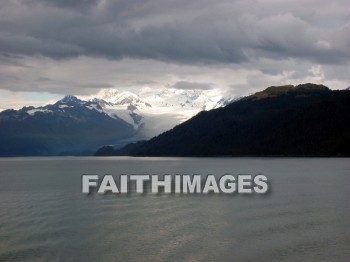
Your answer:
0,0 -> 349,108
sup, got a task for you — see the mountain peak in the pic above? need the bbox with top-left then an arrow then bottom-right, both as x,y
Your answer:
251,83 -> 330,100
97,89 -> 151,107
60,95 -> 80,103
57,95 -> 89,107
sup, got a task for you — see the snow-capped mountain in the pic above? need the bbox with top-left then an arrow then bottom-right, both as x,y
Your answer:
0,88 -> 232,156
141,88 -> 227,110
83,88 -> 232,139
0,96 -> 134,156
89,90 -> 151,131
97,89 -> 152,108
6,95 -> 107,119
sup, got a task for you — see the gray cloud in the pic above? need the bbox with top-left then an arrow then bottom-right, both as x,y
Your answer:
172,81 -> 213,90
1,0 -> 349,65
36,0 -> 99,9
0,0 -> 349,102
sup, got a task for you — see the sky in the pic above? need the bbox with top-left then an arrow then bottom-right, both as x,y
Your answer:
0,0 -> 349,109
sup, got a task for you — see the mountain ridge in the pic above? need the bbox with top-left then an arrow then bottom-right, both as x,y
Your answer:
0,96 -> 134,156
0,89 -> 231,156
97,83 -> 350,157
85,88 -> 232,139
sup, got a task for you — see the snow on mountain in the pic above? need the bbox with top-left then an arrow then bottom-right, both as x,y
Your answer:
82,88 -> 232,139
0,95 -> 135,156
2,95 -> 111,121
89,90 -> 145,130
97,89 -> 151,108
94,88 -> 229,112
139,88 -> 225,111
2,88 -> 232,141
0,89 -> 232,155
26,108 -> 53,116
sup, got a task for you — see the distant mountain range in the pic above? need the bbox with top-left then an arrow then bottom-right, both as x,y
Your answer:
96,84 -> 350,157
0,89 -> 230,156
87,88 -> 232,140
0,95 -> 133,156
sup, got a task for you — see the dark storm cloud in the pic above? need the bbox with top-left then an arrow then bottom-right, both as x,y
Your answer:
1,0 -> 349,65
0,0 -> 349,101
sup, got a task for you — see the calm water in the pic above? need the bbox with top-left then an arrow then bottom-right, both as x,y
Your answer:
0,157 -> 349,261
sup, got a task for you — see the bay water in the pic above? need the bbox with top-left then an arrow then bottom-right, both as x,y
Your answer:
0,157 -> 349,261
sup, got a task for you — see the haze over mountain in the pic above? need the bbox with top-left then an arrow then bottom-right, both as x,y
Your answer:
86,88 -> 231,140
97,84 -> 350,157
0,88 -> 230,156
